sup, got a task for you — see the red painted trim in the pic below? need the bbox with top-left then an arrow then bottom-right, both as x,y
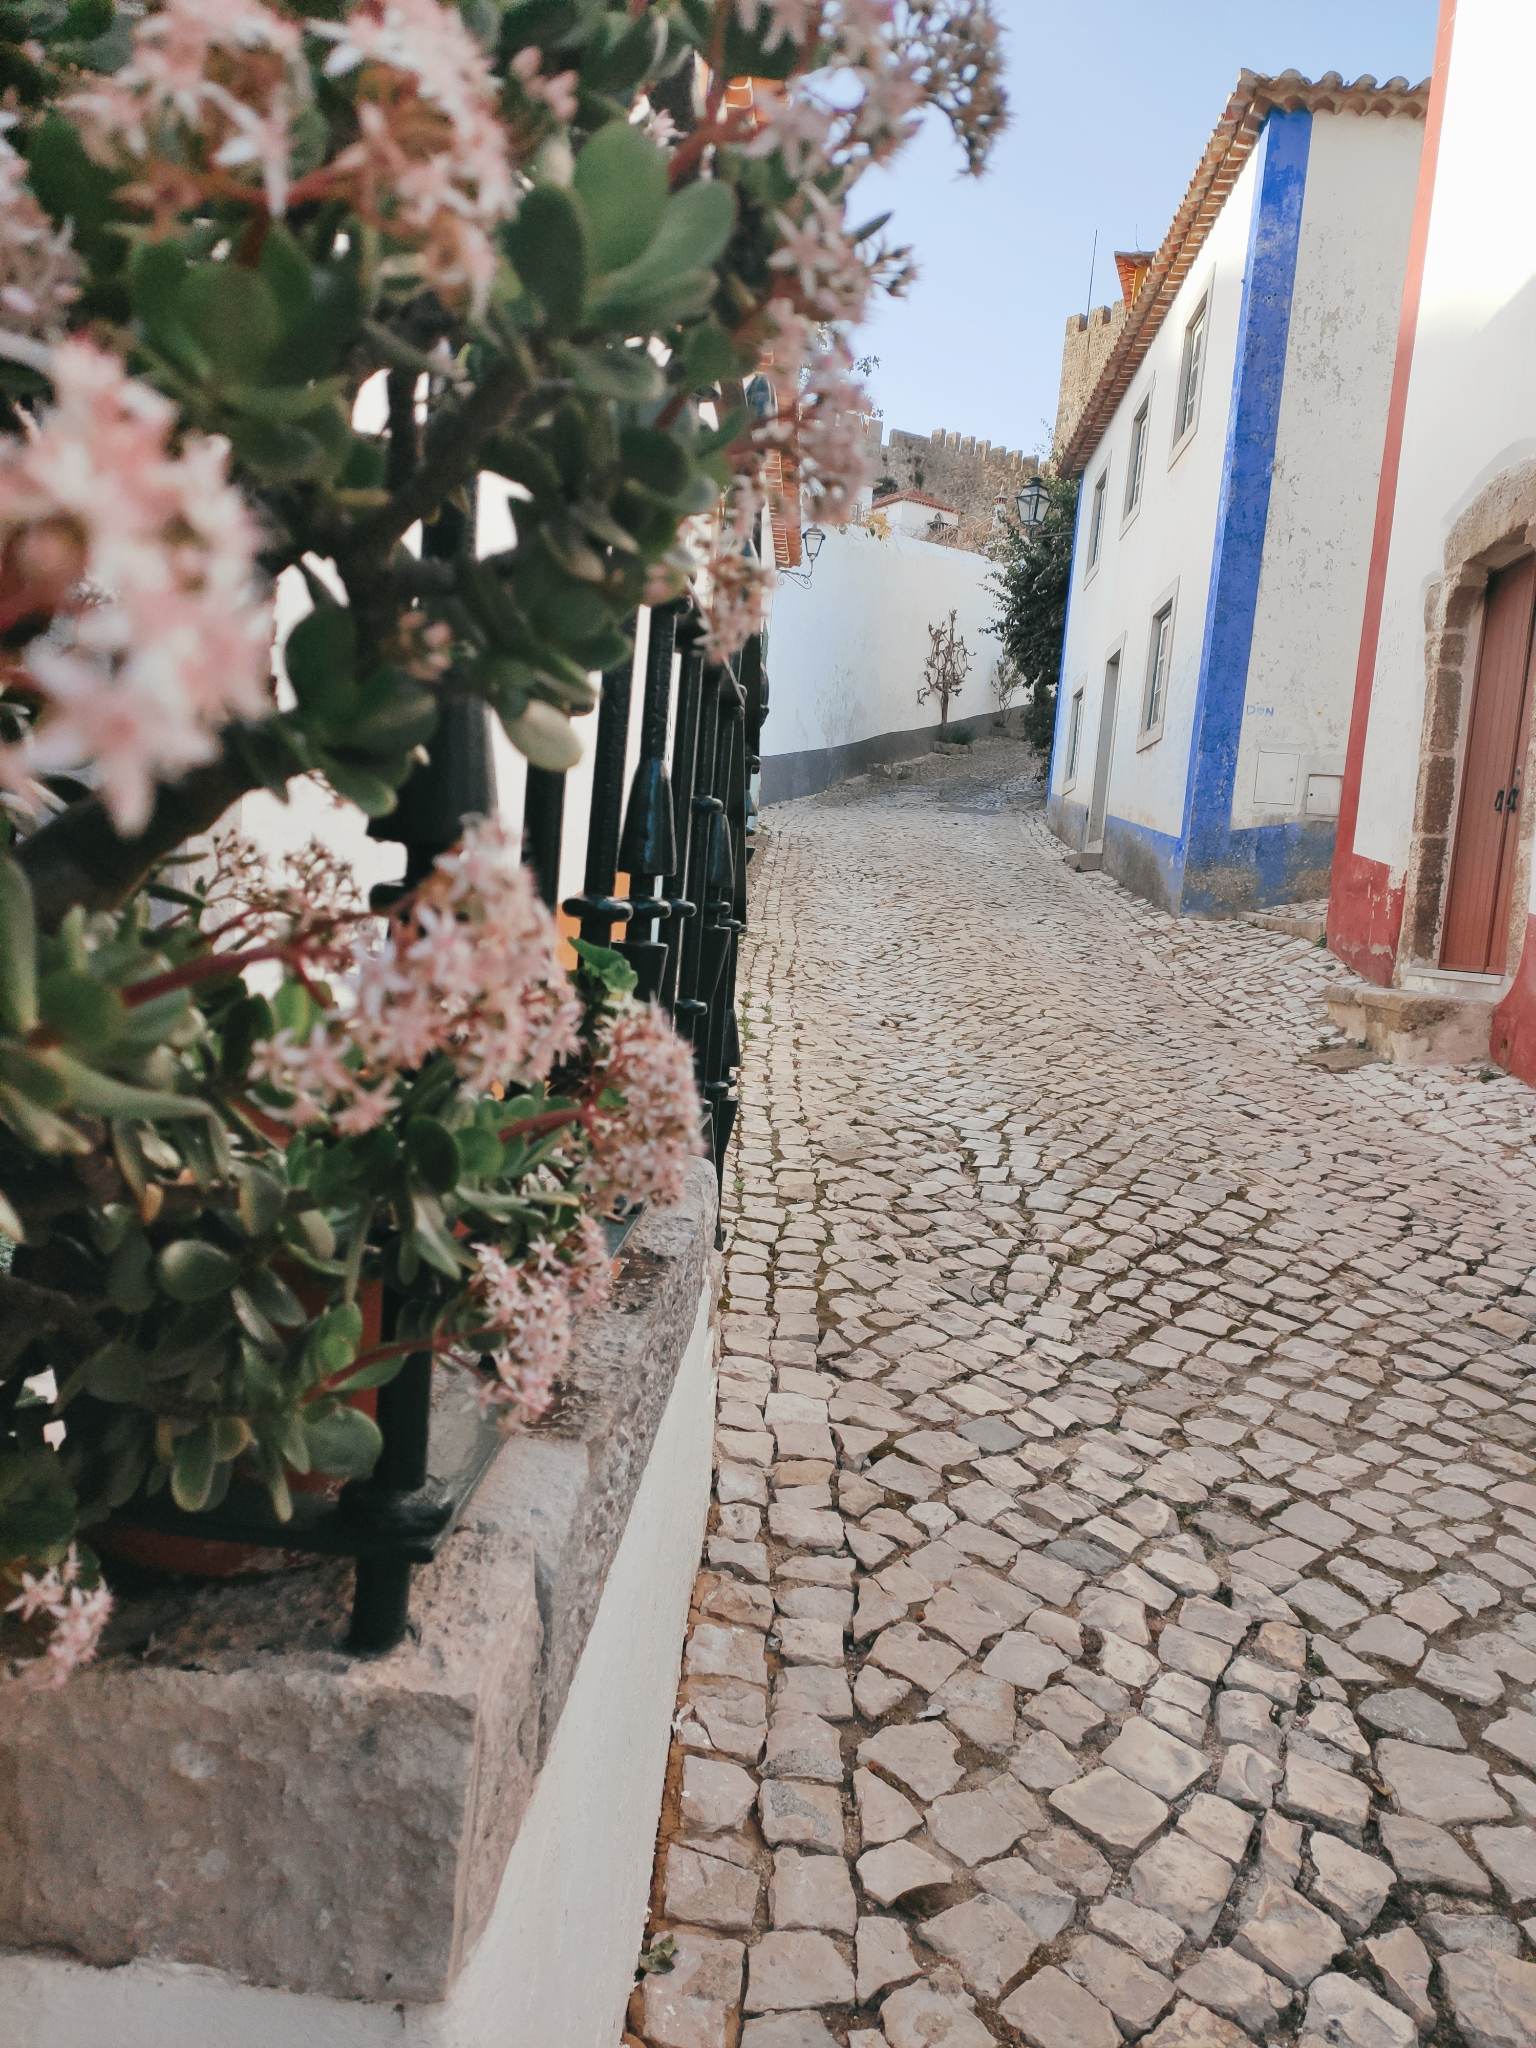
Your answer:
1328,0 -> 1459,982
1492,913 -> 1536,1082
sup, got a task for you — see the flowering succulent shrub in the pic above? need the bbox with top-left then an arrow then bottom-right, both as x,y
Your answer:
0,0 -> 1005,1681
0,817 -> 698,1681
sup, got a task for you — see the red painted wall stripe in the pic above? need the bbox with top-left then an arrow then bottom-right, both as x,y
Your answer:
1327,0 -> 1459,978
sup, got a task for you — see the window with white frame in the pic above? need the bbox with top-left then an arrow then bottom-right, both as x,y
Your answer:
1124,397 -> 1150,517
1086,469 -> 1107,567
1065,688 -> 1084,781
1142,599 -> 1174,737
1173,295 -> 1208,448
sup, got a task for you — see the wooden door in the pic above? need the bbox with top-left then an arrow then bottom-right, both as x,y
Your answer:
1441,559 -> 1536,973
1087,653 -> 1121,848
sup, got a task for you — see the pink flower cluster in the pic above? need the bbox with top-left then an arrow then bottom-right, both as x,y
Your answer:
691,0 -> 1004,655
203,827 -> 362,953
741,0 -> 1004,181
0,342 -> 270,832
586,1000 -> 706,1211
66,0 -> 306,218
251,815 -> 581,1130
0,127 -> 80,342
464,1216 -> 611,1426
65,0 -> 536,313
686,475 -> 776,661
4,1546 -> 113,1691
311,0 -> 519,312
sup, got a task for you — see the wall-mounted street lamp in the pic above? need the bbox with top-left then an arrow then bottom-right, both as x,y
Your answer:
1015,475 -> 1048,529
780,523 -> 827,587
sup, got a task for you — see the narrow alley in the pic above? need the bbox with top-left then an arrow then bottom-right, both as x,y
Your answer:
634,744 -> 1536,2048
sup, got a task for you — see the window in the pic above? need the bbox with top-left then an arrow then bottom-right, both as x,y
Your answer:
1124,398 -> 1150,517
1086,470 -> 1108,568
1173,295 -> 1208,448
1065,688 -> 1084,782
1142,600 -> 1175,738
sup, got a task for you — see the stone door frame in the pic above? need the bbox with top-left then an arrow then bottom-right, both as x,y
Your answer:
1398,460 -> 1536,981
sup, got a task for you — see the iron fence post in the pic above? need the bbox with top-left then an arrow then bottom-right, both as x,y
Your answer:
616,603 -> 680,1000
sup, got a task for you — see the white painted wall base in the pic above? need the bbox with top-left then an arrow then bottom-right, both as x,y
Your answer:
0,1284 -> 716,2048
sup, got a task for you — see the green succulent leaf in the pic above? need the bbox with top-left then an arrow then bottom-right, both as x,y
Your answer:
157,1239 -> 241,1303
406,1115 -> 463,1192
573,120 -> 670,272
0,858 -> 39,1035
175,263 -> 283,383
107,1232 -> 156,1314
0,1449 -> 77,1560
507,182 -> 589,334
283,603 -> 357,717
170,1424 -> 217,1513
302,1400 -> 383,1479
235,1164 -> 285,1239
54,1055 -> 214,1122
562,341 -> 666,402
37,970 -> 124,1053
305,1301 -> 364,1381
574,939 -> 638,998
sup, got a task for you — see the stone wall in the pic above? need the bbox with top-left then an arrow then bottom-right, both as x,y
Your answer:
858,420 -> 1036,552
0,1164 -> 721,2048
1052,302 -> 1126,456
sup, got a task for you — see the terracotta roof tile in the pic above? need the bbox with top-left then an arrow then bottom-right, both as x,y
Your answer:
871,489 -> 960,515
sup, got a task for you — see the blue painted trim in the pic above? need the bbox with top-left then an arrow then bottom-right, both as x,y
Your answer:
1180,817 -> 1336,914
1046,480 -> 1090,795
1178,109 -> 1313,900
1102,812 -> 1185,914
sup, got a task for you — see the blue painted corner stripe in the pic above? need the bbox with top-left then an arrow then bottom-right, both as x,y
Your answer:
1181,108 -> 1312,873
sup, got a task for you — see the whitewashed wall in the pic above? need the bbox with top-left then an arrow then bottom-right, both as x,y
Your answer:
761,525 -> 1002,800
1231,111 -> 1421,833
1050,146 -> 1261,839
1353,0 -> 1536,907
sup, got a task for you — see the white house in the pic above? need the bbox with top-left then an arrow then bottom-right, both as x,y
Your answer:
1046,70 -> 1427,913
1328,0 -> 1536,1084
869,488 -> 962,540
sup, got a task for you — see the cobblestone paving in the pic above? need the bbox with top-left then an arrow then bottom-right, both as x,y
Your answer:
630,746 -> 1536,2048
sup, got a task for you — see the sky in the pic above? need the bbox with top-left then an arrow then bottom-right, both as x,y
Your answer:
852,0 -> 1439,459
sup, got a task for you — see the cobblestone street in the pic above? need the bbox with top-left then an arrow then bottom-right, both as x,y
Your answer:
631,744 -> 1536,2048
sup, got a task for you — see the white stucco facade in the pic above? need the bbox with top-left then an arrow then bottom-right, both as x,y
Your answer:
1231,111 -> 1422,835
1048,97 -> 1422,913
1053,148 -> 1258,849
1349,5 -> 1536,877
760,524 -> 1001,801
1326,0 -> 1536,1081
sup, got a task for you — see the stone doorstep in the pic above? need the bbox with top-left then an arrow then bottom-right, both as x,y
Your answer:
1323,977 -> 1496,1067
0,1162 -> 720,2009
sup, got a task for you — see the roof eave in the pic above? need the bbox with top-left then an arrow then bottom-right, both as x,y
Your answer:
1059,68 -> 1430,478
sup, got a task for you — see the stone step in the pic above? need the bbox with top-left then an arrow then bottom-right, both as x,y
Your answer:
1324,975 -> 1496,1066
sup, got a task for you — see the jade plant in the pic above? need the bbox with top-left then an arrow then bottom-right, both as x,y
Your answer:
0,0 -> 1006,1685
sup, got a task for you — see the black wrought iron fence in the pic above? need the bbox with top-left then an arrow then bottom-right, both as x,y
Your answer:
108,601 -> 763,1651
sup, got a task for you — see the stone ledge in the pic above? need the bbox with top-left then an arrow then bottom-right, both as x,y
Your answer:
1324,978 -> 1495,1065
0,1160 -> 719,2008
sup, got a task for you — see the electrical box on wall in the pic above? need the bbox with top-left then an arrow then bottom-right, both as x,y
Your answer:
1253,747 -> 1301,807
1305,773 -> 1342,818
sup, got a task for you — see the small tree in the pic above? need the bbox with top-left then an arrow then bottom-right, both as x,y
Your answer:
989,474 -> 1080,750
990,657 -> 1023,727
917,610 -> 973,734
